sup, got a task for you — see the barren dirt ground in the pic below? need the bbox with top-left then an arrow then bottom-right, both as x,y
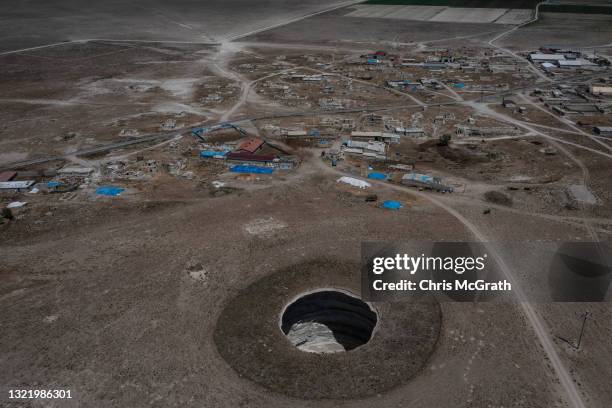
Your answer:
1,2 -> 612,408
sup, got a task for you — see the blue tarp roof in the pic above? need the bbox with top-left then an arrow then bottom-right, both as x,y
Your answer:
367,172 -> 387,180
381,200 -> 402,210
405,173 -> 434,183
200,150 -> 229,158
96,186 -> 124,196
230,165 -> 274,174
453,83 -> 465,88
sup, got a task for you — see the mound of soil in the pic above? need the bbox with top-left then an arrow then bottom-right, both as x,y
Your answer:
484,190 -> 513,207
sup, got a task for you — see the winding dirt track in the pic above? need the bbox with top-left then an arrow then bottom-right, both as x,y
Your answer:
311,156 -> 587,408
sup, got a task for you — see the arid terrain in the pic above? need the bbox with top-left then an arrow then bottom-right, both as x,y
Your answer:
1,1 -> 612,407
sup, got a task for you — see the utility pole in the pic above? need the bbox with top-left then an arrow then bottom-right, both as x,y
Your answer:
557,312 -> 591,350
576,312 -> 590,350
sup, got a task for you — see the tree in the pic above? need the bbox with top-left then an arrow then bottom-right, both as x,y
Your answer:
1,207 -> 13,221
438,134 -> 452,146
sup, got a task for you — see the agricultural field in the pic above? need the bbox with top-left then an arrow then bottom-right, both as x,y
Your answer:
364,0 -> 539,8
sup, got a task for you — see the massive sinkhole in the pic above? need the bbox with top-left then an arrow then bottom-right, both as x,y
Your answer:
213,259 -> 441,399
280,290 -> 377,353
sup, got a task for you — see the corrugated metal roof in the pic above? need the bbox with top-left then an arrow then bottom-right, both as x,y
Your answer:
0,180 -> 35,189
352,131 -> 383,137
395,127 -> 424,134
236,137 -> 264,153
226,152 -> 276,162
365,143 -> 386,154
0,171 -> 16,182
402,173 -> 434,183
347,140 -> 369,149
558,59 -> 593,66
530,53 -> 565,61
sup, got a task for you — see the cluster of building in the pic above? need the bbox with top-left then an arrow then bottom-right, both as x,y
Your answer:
358,48 -> 530,78
529,47 -> 610,72
199,82 -> 241,106
343,139 -> 387,160
532,80 -> 612,127
200,137 -> 297,170
339,124 -> 425,160
0,166 -> 92,197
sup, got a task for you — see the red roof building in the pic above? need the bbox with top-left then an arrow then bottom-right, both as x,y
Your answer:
0,171 -> 16,182
236,138 -> 265,153
226,152 -> 276,163
226,137 -> 294,167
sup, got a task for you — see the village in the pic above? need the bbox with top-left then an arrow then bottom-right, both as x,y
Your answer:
2,2 -> 612,407
2,42 -> 611,223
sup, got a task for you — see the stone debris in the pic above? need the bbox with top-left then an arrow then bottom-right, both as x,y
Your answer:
244,217 -> 287,236
286,322 -> 345,353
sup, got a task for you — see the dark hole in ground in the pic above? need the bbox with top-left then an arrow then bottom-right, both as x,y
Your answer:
281,290 -> 377,352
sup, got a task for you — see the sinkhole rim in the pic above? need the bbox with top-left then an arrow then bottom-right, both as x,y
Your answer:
213,259 -> 442,399
279,288 -> 379,353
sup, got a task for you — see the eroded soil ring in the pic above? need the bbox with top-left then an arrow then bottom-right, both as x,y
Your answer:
214,259 -> 441,399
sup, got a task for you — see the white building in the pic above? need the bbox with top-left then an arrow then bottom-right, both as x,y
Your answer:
558,59 -> 595,68
350,131 -> 399,143
590,85 -> 612,96
394,127 -> 425,137
529,53 -> 566,62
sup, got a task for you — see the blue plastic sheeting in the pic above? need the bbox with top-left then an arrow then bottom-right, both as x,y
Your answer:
230,165 -> 274,174
96,186 -> 125,196
367,172 -> 387,180
453,83 -> 465,88
405,173 -> 434,183
381,200 -> 402,210
47,181 -> 61,188
200,150 -> 229,158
